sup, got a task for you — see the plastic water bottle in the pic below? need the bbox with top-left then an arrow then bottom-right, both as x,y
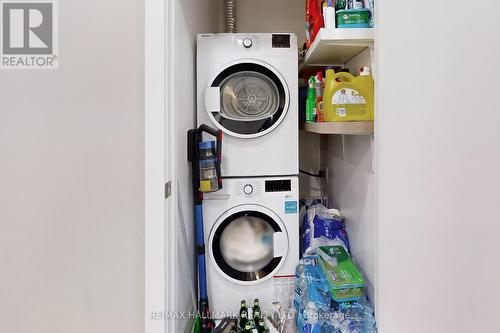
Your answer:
305,302 -> 319,325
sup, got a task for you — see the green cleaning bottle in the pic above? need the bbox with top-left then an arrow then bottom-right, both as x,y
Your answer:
306,76 -> 316,123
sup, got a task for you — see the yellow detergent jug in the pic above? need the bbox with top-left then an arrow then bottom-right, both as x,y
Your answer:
324,67 -> 374,122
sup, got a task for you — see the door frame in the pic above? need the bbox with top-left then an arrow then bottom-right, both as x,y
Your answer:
145,0 -> 172,332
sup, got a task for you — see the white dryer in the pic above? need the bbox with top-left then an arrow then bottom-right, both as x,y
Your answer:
203,177 -> 299,314
197,33 -> 298,177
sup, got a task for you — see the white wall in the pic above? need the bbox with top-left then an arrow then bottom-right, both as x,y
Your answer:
328,134 -> 376,302
225,0 -> 306,46
0,0 -> 144,332
299,130 -> 324,199
171,1 -> 220,332
377,1 -> 500,332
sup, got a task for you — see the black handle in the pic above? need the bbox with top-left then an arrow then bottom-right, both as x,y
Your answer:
188,125 -> 223,204
197,123 -> 218,138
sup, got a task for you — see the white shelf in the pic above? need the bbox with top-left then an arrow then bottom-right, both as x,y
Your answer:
302,28 -> 374,66
303,121 -> 374,135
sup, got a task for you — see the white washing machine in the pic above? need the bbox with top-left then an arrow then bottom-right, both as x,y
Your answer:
197,33 -> 298,177
203,177 -> 299,314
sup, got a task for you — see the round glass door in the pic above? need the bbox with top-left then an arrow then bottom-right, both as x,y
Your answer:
210,209 -> 287,283
207,62 -> 289,137
220,71 -> 279,121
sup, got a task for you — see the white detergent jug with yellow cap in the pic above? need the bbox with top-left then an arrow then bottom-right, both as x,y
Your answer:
324,67 -> 374,122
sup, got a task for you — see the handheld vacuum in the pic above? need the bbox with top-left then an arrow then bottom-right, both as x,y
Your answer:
187,124 -> 223,333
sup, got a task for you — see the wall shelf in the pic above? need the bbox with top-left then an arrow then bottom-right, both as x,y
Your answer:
304,121 -> 374,135
302,28 -> 374,66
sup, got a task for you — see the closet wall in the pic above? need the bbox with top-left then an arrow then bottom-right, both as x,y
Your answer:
172,1 -> 220,332
327,134 -> 376,300
377,1 -> 500,332
0,0 -> 145,332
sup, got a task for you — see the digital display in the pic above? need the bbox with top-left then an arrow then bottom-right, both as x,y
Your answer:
265,179 -> 291,192
272,34 -> 290,48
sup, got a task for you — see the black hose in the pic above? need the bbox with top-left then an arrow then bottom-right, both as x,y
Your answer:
300,169 -> 325,178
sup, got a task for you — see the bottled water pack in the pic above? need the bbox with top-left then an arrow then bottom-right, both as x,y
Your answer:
294,255 -> 377,333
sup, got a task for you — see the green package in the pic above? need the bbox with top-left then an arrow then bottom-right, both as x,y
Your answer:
318,245 -> 365,302
336,9 -> 371,28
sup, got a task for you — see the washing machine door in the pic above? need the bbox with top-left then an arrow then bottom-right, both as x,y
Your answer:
204,60 -> 290,139
209,204 -> 289,285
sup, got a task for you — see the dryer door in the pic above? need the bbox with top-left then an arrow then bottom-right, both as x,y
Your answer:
204,60 -> 290,139
209,204 -> 289,285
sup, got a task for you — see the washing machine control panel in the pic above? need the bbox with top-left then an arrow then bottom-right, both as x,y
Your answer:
236,181 -> 261,197
264,179 -> 291,192
235,178 -> 295,198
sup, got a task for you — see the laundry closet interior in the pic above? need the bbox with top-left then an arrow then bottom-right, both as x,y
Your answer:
170,1 -> 378,332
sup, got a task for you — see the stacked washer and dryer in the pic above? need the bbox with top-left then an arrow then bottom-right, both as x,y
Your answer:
196,33 -> 300,314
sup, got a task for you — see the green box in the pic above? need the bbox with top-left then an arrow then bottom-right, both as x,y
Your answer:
318,245 -> 365,302
336,9 -> 371,28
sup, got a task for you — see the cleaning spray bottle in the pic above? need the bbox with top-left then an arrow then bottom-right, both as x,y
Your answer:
315,71 -> 325,122
306,76 -> 317,123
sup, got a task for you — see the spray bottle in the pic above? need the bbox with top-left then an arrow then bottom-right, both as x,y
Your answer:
306,76 -> 317,123
315,72 -> 325,122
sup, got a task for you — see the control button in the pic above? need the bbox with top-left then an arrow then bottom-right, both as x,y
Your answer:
242,38 -> 253,48
243,184 -> 253,195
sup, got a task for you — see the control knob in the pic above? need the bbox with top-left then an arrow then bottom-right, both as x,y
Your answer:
242,38 -> 253,48
243,184 -> 253,195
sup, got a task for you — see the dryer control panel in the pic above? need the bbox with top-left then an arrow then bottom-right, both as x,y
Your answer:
197,33 -> 297,58
271,34 -> 291,48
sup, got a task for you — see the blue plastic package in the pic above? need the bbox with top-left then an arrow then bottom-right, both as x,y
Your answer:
312,213 -> 350,250
302,205 -> 350,255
